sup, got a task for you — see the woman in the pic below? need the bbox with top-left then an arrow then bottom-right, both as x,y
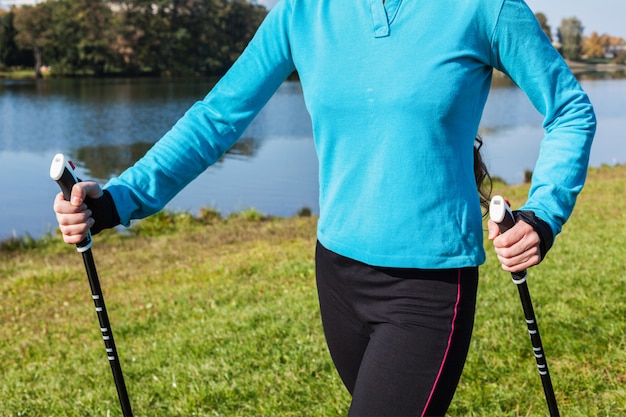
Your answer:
54,0 -> 595,415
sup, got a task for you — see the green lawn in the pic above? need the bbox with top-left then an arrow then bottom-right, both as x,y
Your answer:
1,165 -> 625,416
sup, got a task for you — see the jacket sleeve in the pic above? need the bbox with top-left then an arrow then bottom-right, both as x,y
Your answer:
105,1 -> 296,225
490,0 -> 596,237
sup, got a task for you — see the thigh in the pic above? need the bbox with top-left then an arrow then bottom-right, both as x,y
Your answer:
348,267 -> 479,417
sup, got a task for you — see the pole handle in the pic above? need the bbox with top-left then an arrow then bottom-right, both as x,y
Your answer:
50,153 -> 93,252
489,195 -> 515,233
489,195 -> 527,283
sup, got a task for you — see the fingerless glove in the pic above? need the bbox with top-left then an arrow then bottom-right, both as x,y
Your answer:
85,190 -> 121,235
513,210 -> 554,262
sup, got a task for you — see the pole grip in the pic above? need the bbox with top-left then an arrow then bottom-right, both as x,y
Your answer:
489,195 -> 527,284
489,195 -> 516,233
50,153 -> 93,252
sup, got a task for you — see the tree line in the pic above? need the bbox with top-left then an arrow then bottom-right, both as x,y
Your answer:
0,0 -> 267,77
535,12 -> 626,63
2,3 -> 625,79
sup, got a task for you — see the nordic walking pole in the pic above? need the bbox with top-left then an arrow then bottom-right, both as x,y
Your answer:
489,195 -> 559,417
50,154 -> 133,417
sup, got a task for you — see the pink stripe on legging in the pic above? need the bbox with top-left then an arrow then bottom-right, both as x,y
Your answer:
421,268 -> 462,417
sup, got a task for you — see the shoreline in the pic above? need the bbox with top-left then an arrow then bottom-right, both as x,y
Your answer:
4,61 -> 626,81
566,60 -> 626,74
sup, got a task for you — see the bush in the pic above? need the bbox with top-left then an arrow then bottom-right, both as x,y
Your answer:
613,50 -> 626,65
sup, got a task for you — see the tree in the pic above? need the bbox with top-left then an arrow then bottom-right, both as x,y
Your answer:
211,0 -> 267,75
583,32 -> 606,59
558,17 -> 584,60
42,0 -> 116,76
0,10 -> 18,68
74,0 -> 116,76
117,0 -> 266,76
534,12 -> 551,42
13,2 -> 54,77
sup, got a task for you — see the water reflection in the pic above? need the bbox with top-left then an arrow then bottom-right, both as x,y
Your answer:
74,136 -> 261,180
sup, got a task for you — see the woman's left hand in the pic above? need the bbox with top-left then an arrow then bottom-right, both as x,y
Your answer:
488,220 -> 541,273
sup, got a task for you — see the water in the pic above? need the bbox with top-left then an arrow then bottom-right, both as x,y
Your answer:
1,75 -> 624,241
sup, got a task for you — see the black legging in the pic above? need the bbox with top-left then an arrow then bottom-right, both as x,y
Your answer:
315,241 -> 478,416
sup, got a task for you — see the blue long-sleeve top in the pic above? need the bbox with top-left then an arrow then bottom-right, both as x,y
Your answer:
105,0 -> 596,268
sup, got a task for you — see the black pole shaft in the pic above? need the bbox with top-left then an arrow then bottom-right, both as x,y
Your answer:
82,249 -> 133,417
514,276 -> 559,417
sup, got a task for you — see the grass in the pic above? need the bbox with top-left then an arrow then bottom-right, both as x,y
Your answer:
1,166 -> 625,416
0,69 -> 46,79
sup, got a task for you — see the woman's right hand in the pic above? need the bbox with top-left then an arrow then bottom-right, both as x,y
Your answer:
53,181 -> 103,245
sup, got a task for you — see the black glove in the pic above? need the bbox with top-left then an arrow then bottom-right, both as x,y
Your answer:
85,190 -> 121,235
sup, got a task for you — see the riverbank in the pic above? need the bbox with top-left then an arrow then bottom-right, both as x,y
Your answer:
566,59 -> 626,75
0,69 -> 47,79
1,164 -> 625,416
4,58 -> 626,81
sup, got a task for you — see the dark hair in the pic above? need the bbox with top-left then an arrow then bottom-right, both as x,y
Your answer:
474,135 -> 492,215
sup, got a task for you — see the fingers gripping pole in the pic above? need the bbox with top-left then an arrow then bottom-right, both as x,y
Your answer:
489,197 -> 527,285
490,196 -> 560,417
50,154 -> 133,417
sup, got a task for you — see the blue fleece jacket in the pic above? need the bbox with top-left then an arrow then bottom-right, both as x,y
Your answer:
105,0 -> 596,268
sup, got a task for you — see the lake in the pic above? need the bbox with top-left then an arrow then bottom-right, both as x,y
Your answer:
1,74 -> 625,241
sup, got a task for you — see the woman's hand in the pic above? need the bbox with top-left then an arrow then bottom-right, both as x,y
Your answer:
53,181 -> 103,245
488,219 -> 541,273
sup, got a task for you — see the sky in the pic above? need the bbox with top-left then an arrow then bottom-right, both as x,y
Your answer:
524,0 -> 626,39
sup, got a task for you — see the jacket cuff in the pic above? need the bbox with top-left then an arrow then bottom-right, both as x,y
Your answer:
85,190 -> 121,235
513,210 -> 554,262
